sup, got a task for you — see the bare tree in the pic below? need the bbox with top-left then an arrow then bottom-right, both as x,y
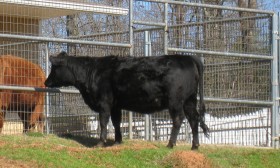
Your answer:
66,14 -> 78,54
238,0 -> 257,53
202,0 -> 225,51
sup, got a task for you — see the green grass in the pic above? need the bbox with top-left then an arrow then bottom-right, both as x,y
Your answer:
199,145 -> 280,168
0,134 -> 279,168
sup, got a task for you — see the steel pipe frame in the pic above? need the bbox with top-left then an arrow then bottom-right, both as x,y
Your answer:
0,84 -> 273,106
0,34 -> 131,48
137,0 -> 274,14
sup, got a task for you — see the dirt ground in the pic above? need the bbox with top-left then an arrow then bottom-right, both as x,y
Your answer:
167,150 -> 212,168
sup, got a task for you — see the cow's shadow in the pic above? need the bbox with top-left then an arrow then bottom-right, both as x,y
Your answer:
58,133 -> 115,148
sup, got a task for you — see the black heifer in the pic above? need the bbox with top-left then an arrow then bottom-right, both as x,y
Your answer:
45,51 -> 209,150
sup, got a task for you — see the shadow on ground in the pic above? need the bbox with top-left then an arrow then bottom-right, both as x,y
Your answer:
58,133 -> 115,148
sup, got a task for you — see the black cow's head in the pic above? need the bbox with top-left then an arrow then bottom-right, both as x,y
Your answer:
44,51 -> 75,87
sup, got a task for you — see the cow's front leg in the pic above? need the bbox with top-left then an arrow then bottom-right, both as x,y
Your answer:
111,107 -> 122,145
98,111 -> 110,147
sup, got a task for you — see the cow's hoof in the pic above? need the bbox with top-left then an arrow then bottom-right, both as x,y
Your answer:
191,143 -> 200,150
191,146 -> 199,150
113,141 -> 122,146
166,143 -> 175,148
95,142 -> 105,148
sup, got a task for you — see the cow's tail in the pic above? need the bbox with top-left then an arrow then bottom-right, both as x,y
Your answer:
195,56 -> 210,138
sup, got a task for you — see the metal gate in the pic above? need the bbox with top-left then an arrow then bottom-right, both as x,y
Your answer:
0,0 -> 279,148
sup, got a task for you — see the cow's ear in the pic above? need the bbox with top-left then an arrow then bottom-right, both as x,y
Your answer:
49,56 -> 66,66
57,51 -> 68,57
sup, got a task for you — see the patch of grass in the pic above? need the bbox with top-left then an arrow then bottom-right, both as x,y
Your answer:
199,145 -> 280,168
0,135 -> 170,168
0,135 -> 279,168
25,132 -> 45,137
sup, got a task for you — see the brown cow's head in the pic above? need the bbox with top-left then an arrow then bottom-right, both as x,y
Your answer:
44,51 -> 75,88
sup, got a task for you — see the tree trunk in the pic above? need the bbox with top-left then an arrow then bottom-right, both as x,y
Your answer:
238,0 -> 257,53
66,15 -> 77,54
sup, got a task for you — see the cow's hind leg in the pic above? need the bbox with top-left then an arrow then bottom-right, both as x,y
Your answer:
167,103 -> 185,148
111,107 -> 122,145
184,95 -> 200,150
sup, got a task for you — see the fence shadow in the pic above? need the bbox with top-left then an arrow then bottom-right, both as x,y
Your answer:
58,133 -> 115,148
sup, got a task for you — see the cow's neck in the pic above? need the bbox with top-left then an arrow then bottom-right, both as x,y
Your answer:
67,61 -> 92,92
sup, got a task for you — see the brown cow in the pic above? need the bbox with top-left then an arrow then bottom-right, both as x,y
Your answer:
0,55 -> 45,133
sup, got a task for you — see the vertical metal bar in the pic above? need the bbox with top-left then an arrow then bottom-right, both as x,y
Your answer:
278,12 -> 280,148
272,13 -> 279,148
164,2 -> 168,55
129,1 -> 134,56
144,31 -> 151,56
144,31 -> 150,141
128,0 -> 134,140
45,43 -> 50,134
144,31 -> 152,141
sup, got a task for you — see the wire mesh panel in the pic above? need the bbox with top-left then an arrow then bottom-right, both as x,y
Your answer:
204,55 -> 271,101
134,0 -> 165,24
39,1 -> 129,43
151,111 -> 190,142
201,103 -> 271,147
47,92 -> 95,137
133,1 -> 272,55
134,29 -> 165,56
164,3 -> 271,56
0,0 -> 129,135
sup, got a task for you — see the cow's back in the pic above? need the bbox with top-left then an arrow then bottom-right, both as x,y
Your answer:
112,55 -> 200,113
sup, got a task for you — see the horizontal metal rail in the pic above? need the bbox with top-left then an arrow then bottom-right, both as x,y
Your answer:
168,15 -> 271,28
211,116 -> 267,126
138,0 -> 274,14
207,126 -> 270,133
0,33 -> 131,48
0,85 -> 273,106
0,41 -> 40,48
168,48 -> 273,60
204,97 -> 273,106
133,20 -> 165,27
0,85 -> 79,94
